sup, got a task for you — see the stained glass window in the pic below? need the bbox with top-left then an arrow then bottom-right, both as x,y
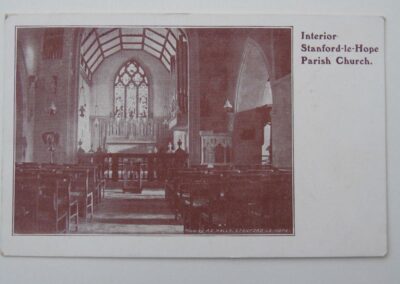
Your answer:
114,60 -> 149,118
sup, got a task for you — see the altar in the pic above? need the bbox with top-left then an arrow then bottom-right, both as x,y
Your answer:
106,138 -> 157,153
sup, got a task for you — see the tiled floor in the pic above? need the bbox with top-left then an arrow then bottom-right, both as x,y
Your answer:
76,187 -> 184,234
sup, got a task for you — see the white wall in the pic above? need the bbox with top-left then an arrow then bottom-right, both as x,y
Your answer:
235,39 -> 272,113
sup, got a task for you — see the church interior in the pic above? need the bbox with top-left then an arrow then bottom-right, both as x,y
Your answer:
14,27 -> 293,234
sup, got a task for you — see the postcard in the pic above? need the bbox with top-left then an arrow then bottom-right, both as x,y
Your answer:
0,14 -> 386,257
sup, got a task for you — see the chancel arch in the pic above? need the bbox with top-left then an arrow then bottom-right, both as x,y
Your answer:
76,27 -> 189,154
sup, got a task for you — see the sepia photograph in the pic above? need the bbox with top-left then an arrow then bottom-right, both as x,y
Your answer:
13,26 -> 293,235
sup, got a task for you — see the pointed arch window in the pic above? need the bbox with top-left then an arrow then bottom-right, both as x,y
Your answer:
114,60 -> 149,118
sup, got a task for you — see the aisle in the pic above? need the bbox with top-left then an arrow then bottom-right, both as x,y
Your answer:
77,187 -> 183,234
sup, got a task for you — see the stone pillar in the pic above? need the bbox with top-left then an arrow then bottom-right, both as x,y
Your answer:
187,30 -> 201,165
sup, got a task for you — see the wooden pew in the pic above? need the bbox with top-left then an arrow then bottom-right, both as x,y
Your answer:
62,168 -> 93,221
80,164 -> 104,204
166,171 -> 221,214
185,178 -> 267,232
224,179 -> 266,229
15,162 -> 40,170
65,164 -> 105,204
168,167 -> 293,233
268,170 -> 293,232
174,181 -> 213,232
15,163 -> 82,233
14,170 -> 40,233
37,173 -> 76,233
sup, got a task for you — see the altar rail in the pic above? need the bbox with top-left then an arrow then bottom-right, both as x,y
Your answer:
78,152 -> 188,183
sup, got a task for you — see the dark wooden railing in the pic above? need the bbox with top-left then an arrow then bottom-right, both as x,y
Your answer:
78,151 -> 188,183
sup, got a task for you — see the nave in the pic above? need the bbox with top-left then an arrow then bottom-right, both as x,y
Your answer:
15,153 -> 292,235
